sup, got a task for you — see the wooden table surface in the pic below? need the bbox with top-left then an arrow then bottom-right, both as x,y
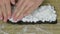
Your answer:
0,0 -> 60,34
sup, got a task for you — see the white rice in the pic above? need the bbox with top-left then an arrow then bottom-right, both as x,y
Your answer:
9,5 -> 57,23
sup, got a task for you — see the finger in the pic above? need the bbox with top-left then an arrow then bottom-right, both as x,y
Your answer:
5,0 -> 11,19
24,0 -> 44,15
13,0 -> 29,20
11,0 -> 15,5
1,0 -> 8,22
24,4 -> 40,17
22,1 -> 34,15
1,4 -> 8,22
0,0 -> 3,20
17,14 -> 24,21
15,1 -> 34,21
0,7 -> 3,20
12,0 -> 24,18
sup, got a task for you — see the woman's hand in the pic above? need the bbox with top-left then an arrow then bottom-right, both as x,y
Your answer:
12,0 -> 44,21
0,0 -> 15,22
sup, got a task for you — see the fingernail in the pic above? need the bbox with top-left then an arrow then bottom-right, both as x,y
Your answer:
8,17 -> 11,19
8,15 -> 11,19
13,19 -> 18,23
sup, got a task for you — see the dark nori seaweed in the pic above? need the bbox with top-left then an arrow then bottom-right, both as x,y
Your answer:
7,20 -> 57,25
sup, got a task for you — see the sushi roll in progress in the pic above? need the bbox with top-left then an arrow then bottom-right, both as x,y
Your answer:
8,5 -> 57,24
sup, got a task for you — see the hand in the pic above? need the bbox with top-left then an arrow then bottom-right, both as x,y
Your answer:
12,0 -> 44,21
0,0 -> 15,22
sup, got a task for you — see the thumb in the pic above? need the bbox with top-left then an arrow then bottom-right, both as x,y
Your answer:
11,0 -> 15,5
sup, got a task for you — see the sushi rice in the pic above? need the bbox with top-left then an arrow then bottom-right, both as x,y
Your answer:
9,4 -> 57,23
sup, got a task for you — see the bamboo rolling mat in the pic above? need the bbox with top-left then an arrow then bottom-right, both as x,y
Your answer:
0,0 -> 60,34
